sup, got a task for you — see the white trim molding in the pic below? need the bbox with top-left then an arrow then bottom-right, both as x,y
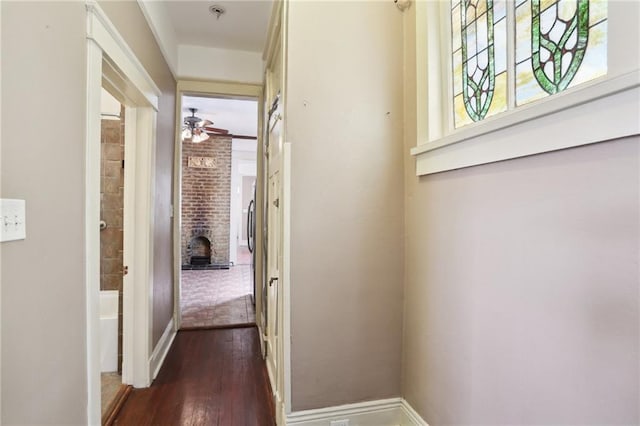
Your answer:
410,0 -> 640,176
85,1 -> 160,422
399,400 -> 428,426
411,72 -> 640,175
283,142 -> 292,416
85,37 -> 103,426
0,3 -> 3,420
86,0 -> 160,111
263,0 -> 283,64
285,398 -> 428,426
149,319 -> 176,380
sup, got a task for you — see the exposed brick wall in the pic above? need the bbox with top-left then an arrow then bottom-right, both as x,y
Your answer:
181,136 -> 232,266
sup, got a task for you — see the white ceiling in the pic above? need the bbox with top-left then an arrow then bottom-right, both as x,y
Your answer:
139,2 -> 267,151
182,95 -> 258,150
163,1 -> 273,52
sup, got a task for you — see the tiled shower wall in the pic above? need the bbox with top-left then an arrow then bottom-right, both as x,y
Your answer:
100,110 -> 124,372
100,116 -> 124,290
181,136 -> 232,266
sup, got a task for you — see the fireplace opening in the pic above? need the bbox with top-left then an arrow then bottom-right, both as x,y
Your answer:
189,236 -> 212,265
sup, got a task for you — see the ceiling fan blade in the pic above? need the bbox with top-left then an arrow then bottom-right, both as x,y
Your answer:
204,126 -> 229,135
200,120 -> 213,128
202,131 -> 257,140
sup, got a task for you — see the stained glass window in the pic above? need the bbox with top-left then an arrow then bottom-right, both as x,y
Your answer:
450,0 -> 608,127
452,0 -> 507,128
515,0 -> 608,105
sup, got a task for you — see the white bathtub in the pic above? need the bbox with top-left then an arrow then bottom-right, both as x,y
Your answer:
100,290 -> 119,372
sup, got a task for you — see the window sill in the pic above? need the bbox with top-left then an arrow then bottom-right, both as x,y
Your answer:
411,70 -> 640,176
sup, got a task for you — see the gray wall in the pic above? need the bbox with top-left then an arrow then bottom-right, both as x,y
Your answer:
98,1 -> 176,347
1,2 -> 176,423
401,6 -> 639,423
286,1 -> 405,410
1,2 -> 88,423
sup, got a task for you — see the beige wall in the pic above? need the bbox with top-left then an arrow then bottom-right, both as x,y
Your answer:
99,1 -> 176,347
1,2 -> 176,423
402,137 -> 640,424
1,2 -> 88,423
286,1 -> 405,410
402,6 -> 640,425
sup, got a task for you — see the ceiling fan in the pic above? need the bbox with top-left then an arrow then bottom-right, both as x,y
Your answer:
181,107 -> 257,143
182,108 -> 212,143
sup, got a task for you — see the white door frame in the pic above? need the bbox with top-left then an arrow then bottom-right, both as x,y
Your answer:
173,80 -> 263,331
85,2 -> 159,424
263,0 -> 292,419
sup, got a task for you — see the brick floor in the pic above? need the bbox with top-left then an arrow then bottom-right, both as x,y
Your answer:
236,245 -> 253,265
180,264 -> 255,328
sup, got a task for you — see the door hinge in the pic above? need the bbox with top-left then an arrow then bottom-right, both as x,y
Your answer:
122,265 -> 129,276
273,198 -> 279,208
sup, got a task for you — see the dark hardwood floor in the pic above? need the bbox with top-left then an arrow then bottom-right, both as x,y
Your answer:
114,327 -> 275,426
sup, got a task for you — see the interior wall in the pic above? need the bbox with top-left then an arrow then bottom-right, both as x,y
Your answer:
1,2 -> 88,423
137,0 -> 179,76
286,1 -> 405,410
178,45 -> 263,84
402,6 -> 640,425
98,1 -> 177,347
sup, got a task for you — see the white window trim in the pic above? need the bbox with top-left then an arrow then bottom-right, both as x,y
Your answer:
411,0 -> 640,176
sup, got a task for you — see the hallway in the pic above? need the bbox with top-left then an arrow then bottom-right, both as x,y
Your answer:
113,327 -> 274,425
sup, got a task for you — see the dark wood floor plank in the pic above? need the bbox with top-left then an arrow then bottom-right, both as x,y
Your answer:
114,327 -> 275,426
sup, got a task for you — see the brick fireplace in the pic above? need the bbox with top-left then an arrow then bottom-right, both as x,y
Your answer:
181,135 -> 232,269
186,229 -> 212,266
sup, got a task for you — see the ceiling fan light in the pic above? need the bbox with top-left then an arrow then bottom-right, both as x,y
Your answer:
192,131 -> 209,143
181,128 -> 192,141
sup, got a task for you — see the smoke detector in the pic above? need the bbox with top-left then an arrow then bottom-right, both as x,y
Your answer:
209,5 -> 225,20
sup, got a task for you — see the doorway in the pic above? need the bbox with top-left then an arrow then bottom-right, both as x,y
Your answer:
178,94 -> 259,329
86,5 -> 160,423
99,88 -> 126,417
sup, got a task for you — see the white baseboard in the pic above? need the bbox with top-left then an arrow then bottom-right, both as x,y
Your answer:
285,398 -> 427,426
399,399 -> 428,426
149,318 -> 176,380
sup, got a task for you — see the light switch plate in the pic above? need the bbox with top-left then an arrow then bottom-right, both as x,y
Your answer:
0,199 -> 26,242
